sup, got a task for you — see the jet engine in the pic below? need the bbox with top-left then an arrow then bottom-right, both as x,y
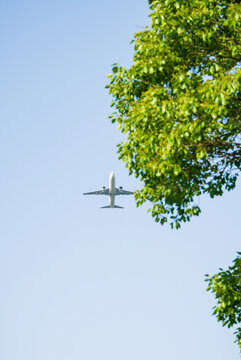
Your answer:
119,186 -> 123,193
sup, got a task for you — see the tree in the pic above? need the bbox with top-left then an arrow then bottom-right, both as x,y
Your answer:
206,253 -> 241,351
107,0 -> 241,229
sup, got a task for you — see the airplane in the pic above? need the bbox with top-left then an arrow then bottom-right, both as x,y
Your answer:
83,171 -> 133,208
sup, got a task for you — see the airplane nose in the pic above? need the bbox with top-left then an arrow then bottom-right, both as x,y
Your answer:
109,171 -> 115,183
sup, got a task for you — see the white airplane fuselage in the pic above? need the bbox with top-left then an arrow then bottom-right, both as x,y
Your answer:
109,171 -> 116,208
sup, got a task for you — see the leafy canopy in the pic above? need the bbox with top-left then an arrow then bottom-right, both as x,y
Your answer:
107,0 -> 241,228
206,254 -> 241,351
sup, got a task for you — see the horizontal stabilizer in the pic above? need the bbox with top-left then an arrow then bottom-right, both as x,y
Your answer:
100,205 -> 124,209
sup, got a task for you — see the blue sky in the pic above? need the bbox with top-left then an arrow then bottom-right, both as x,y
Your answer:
0,1 -> 240,359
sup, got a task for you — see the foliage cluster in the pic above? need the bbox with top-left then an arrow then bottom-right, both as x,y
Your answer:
107,0 -> 241,228
206,253 -> 241,351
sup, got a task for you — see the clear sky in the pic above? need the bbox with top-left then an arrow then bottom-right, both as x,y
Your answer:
0,1 -> 240,359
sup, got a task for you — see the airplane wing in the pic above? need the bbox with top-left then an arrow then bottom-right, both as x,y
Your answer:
83,188 -> 109,195
120,189 -> 134,195
115,188 -> 134,195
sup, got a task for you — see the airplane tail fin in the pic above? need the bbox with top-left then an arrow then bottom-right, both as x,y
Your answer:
100,205 -> 124,209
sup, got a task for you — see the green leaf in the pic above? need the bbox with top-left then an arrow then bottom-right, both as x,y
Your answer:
106,0 -> 241,231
